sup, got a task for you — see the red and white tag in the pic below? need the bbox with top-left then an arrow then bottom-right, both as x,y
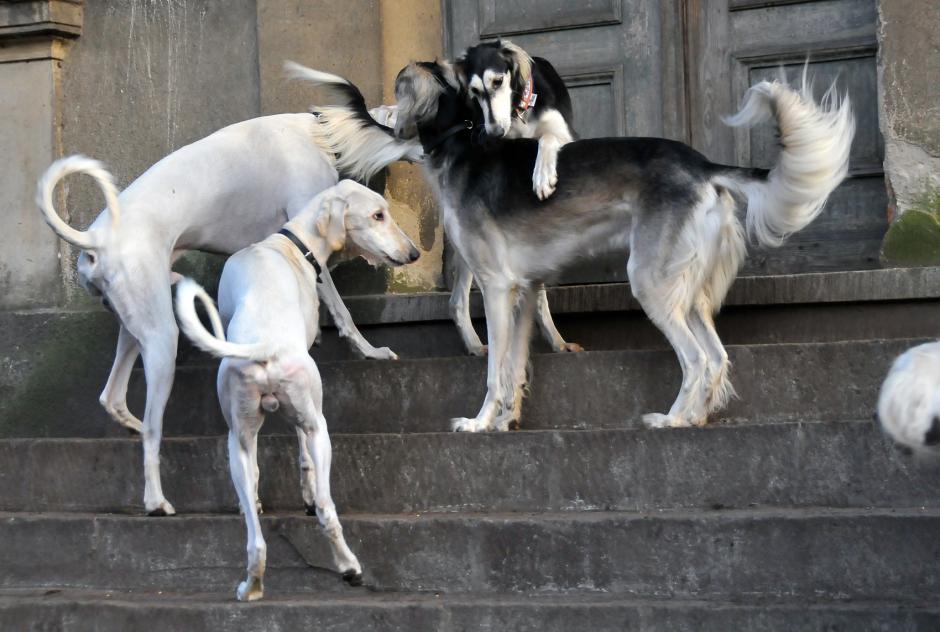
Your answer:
515,77 -> 538,117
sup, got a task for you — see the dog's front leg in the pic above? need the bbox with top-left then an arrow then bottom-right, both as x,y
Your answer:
493,287 -> 537,431
532,110 -> 572,200
317,267 -> 398,360
534,284 -> 583,353
449,257 -> 487,356
452,284 -> 514,432
286,360 -> 362,586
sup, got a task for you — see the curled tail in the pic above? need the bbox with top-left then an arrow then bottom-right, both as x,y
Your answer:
714,71 -> 855,248
175,278 -> 270,361
35,154 -> 122,250
284,60 -> 423,182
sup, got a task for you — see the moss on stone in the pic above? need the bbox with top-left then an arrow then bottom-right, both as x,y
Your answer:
881,186 -> 940,267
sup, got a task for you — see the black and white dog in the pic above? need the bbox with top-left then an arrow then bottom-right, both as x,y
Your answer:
394,44 -> 582,357
305,61 -> 854,432
456,40 -> 575,201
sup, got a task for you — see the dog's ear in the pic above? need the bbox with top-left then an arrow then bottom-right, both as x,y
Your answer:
453,56 -> 468,89
500,40 -> 532,99
316,194 -> 348,251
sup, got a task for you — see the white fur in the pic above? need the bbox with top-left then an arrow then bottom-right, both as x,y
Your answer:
878,341 -> 940,451
176,180 -> 415,601
720,72 -> 855,247
35,110 -> 415,515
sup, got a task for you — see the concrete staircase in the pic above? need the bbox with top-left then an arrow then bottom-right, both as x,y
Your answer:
2,268 -> 940,630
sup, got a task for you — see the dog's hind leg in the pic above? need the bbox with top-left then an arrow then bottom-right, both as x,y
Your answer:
285,357 -> 362,586
688,297 -> 734,414
297,426 -> 318,513
99,325 -> 143,433
453,283 -> 515,432
318,267 -> 398,360
221,372 -> 267,601
535,284 -> 583,353
449,256 -> 487,356
628,242 -> 709,429
136,322 -> 178,515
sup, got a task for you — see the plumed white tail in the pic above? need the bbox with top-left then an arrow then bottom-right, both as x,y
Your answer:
717,71 -> 855,247
175,278 -> 271,361
285,60 -> 423,182
35,154 -> 122,250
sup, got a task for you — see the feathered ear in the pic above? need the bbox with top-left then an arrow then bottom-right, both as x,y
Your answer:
316,194 -> 348,251
500,39 -> 533,99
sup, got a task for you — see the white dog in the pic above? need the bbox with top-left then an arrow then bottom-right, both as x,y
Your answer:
35,63 -> 421,515
877,341 -> 940,451
175,179 -> 418,601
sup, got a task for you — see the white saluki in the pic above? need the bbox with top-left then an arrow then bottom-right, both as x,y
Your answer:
34,62 -> 421,515
176,180 -> 418,601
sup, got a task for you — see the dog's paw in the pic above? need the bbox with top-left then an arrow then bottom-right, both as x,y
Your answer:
451,417 -> 490,433
467,344 -> 488,357
554,342 -> 584,353
365,346 -> 399,361
146,499 -> 176,517
641,413 -> 692,429
236,577 -> 264,602
342,569 -> 364,587
492,413 -> 520,432
533,167 -> 559,201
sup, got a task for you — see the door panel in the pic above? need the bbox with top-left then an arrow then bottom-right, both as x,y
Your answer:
443,0 -> 886,281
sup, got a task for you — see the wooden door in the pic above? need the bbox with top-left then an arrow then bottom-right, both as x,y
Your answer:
443,0 -> 885,280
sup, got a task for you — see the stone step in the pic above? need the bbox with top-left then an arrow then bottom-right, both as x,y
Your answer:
2,508 -> 938,600
2,588 -> 938,632
0,421 -> 934,515
1,338 -> 923,438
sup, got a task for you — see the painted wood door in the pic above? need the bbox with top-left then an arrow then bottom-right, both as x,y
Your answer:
443,0 -> 885,280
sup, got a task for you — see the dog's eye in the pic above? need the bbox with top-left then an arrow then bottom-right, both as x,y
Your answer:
492,76 -> 503,89
372,211 -> 385,221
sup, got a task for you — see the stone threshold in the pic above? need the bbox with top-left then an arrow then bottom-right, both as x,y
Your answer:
341,266 -> 940,326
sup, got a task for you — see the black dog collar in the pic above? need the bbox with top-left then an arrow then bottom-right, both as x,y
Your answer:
424,120 -> 474,153
278,228 -> 323,283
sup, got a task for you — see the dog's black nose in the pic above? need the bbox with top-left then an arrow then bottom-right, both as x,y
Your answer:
408,247 -> 420,262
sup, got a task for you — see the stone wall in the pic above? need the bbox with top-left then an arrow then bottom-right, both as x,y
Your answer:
0,0 -> 444,310
877,0 -> 940,265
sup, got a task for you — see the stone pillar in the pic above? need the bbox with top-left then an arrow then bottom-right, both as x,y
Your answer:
0,0 -> 82,309
379,0 -> 445,292
878,0 -> 940,265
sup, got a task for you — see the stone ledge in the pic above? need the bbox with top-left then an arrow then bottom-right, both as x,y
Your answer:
341,267 -> 940,326
0,0 -> 82,40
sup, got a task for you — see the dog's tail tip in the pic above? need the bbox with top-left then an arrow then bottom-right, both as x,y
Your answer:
283,60 -> 351,87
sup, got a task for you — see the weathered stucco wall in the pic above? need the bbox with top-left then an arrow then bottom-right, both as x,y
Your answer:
58,0 -> 261,305
878,0 -> 940,217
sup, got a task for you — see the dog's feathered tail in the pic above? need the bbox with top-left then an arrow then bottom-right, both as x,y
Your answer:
284,61 -> 423,182
175,278 -> 271,362
36,154 -> 122,250
712,71 -> 855,248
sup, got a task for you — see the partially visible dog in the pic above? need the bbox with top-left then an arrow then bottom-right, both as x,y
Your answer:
35,62 -> 420,515
451,41 -> 580,355
176,180 -> 419,601
456,39 -> 575,201
877,341 -> 940,451
386,61 -> 854,432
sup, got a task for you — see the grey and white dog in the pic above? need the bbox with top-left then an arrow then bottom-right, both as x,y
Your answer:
878,341 -> 940,451
302,61 -> 854,432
